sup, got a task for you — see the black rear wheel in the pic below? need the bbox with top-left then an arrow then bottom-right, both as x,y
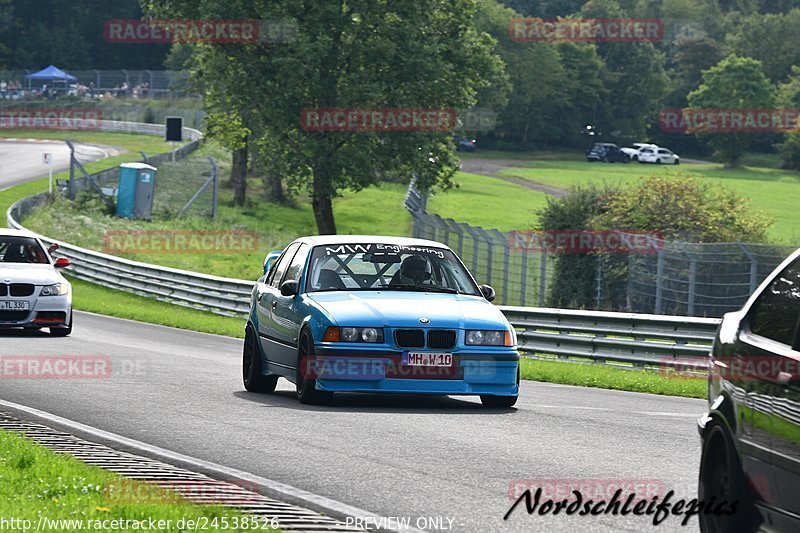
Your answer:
698,422 -> 757,533
243,324 -> 278,393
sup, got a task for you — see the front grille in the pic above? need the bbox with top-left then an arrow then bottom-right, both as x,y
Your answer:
427,329 -> 456,349
395,329 -> 425,348
10,284 -> 34,297
0,311 -> 29,322
0,283 -> 35,297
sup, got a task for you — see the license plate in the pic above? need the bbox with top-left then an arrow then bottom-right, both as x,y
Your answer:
0,300 -> 30,311
404,352 -> 453,367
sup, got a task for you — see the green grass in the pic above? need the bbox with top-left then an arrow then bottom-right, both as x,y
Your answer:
68,276 -> 246,339
520,358 -> 707,398
0,129 -> 172,154
426,171 -> 548,230
500,160 -> 800,243
0,430 -> 270,532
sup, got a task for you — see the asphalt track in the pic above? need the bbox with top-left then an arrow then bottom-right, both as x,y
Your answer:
0,312 -> 708,533
0,138 -> 115,190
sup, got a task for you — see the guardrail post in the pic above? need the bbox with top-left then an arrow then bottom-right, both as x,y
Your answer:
654,249 -> 665,315
538,253 -> 547,307
738,243 -> 759,295
210,157 -> 218,219
520,247 -> 528,307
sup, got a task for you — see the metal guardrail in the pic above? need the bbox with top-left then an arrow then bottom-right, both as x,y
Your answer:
6,126 -> 721,364
501,306 -> 719,369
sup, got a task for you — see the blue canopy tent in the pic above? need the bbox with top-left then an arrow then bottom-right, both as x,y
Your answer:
25,65 -> 77,93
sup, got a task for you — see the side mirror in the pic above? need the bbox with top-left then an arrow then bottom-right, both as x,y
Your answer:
263,250 -> 282,275
280,280 -> 299,297
54,257 -> 71,268
480,284 -> 496,302
48,243 -> 60,255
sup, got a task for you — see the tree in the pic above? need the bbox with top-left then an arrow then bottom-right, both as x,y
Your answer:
144,0 -> 506,234
726,9 -> 800,82
687,55 -> 775,167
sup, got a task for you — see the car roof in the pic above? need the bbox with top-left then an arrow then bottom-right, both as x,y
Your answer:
0,228 -> 39,239
292,235 -> 453,250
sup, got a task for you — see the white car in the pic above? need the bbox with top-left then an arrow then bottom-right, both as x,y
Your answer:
0,229 -> 73,336
638,146 -> 680,165
621,143 -> 658,162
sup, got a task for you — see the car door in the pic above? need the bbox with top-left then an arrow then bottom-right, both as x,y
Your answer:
270,243 -> 310,370
739,256 -> 800,514
256,243 -> 299,372
657,149 -> 674,164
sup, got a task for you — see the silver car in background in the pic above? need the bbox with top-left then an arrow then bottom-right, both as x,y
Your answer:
0,229 -> 73,336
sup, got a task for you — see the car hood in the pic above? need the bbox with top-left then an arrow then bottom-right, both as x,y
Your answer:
0,263 -> 64,285
306,291 -> 510,329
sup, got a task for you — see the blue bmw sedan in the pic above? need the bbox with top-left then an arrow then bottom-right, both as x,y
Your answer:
243,236 -> 520,407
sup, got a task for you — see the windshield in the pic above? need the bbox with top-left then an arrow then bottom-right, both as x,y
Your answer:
0,236 -> 48,264
307,243 -> 480,296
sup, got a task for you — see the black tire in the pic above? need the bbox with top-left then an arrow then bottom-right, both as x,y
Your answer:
49,311 -> 72,337
674,159 -> 680,165
480,395 -> 518,408
296,330 -> 333,404
698,422 -> 757,533
243,324 -> 278,393
480,365 -> 520,408
623,157 -> 630,164
655,158 -> 662,165
632,155 -> 639,162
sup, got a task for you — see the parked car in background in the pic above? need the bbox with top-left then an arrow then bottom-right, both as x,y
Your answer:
455,136 -> 476,152
638,146 -> 680,165
621,143 -> 658,162
586,143 -> 630,163
698,247 -> 800,533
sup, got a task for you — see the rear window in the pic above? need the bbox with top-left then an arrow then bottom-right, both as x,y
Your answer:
0,236 -> 48,264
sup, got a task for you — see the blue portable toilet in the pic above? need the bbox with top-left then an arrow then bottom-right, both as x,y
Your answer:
117,163 -> 156,220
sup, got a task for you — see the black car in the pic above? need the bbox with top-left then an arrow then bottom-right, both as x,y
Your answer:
698,248 -> 800,533
586,143 -> 630,163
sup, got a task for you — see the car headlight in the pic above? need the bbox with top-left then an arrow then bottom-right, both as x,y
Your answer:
40,283 -> 69,296
466,330 -> 513,346
325,327 -> 384,343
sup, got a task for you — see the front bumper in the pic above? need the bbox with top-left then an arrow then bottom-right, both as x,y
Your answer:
0,294 -> 71,329
309,345 -> 520,396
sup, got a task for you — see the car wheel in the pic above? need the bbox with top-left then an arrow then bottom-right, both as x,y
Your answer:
480,395 -> 518,408
296,330 -> 333,404
674,159 -> 680,165
243,323 -> 279,393
481,365 -> 519,408
655,158 -> 662,164
632,155 -> 638,162
698,422 -> 757,533
623,157 -> 630,164
49,311 -> 72,337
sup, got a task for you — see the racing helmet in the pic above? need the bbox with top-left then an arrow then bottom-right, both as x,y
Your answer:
400,255 -> 432,283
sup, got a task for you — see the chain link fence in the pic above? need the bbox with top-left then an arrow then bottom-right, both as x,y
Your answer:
405,181 -> 797,317
0,70 -> 195,99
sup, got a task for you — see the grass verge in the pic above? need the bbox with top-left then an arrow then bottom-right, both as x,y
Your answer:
68,276 -> 246,339
0,430 -> 272,532
520,358 -> 707,399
